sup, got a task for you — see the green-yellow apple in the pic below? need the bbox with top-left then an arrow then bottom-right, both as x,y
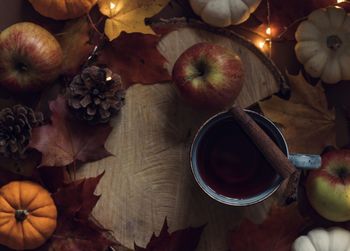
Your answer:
0,22 -> 63,93
172,42 -> 244,110
306,149 -> 350,222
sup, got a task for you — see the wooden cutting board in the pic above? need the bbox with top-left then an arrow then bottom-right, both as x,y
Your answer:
78,25 -> 285,251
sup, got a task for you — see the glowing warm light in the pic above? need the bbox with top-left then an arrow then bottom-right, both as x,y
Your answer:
337,0 -> 346,3
110,2 -> 117,9
257,40 -> 266,49
266,27 -> 271,36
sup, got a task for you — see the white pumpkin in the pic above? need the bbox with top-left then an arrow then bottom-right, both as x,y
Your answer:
292,228 -> 350,251
189,0 -> 262,27
295,6 -> 350,84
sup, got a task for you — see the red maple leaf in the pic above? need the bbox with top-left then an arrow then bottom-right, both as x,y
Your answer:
98,32 -> 171,88
29,96 -> 113,167
135,219 -> 205,251
53,172 -> 104,219
34,166 -> 68,193
229,203 -> 309,251
37,173 -> 124,251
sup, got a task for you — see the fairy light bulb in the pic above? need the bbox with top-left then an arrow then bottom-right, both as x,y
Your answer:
337,0 -> 346,3
108,1 -> 123,14
266,27 -> 271,36
256,40 -> 266,50
110,2 -> 117,9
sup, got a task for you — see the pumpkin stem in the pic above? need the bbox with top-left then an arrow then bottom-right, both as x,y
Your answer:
327,35 -> 342,50
15,209 -> 29,222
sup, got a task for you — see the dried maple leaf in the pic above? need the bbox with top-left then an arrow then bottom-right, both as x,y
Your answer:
98,32 -> 170,87
98,0 -> 170,41
29,96 -> 113,167
229,203 -> 308,251
37,173 -> 125,251
58,17 -> 95,75
259,72 -> 336,154
135,219 -> 205,251
35,166 -> 68,193
53,172 -> 104,219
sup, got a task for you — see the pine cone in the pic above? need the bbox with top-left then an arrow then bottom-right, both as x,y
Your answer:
0,105 -> 43,159
67,66 -> 125,124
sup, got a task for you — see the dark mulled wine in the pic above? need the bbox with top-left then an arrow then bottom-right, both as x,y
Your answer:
197,117 -> 280,199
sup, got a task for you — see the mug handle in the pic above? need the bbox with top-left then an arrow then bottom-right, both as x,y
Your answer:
288,153 -> 322,170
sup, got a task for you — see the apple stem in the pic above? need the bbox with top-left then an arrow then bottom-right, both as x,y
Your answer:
195,61 -> 208,77
15,62 -> 28,72
336,168 -> 349,181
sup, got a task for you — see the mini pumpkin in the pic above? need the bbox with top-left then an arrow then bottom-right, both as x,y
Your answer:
28,0 -> 97,20
0,181 -> 57,250
295,6 -> 350,84
189,0 -> 262,27
292,228 -> 350,251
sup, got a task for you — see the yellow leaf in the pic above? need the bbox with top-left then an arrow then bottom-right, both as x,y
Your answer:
259,72 -> 336,154
98,0 -> 170,41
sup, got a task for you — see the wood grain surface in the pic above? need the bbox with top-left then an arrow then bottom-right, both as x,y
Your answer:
78,27 -> 285,250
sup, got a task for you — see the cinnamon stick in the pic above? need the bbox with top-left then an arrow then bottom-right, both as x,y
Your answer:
229,105 -> 296,179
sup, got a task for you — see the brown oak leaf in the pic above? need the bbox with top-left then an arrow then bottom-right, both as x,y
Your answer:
259,72 -> 336,154
98,32 -> 170,88
229,203 -> 308,251
29,96 -> 113,167
135,219 -> 205,251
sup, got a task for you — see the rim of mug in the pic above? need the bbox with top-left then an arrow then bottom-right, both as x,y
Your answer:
190,109 -> 289,206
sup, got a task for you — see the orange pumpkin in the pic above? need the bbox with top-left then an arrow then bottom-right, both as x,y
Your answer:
28,0 -> 98,20
0,181 -> 57,250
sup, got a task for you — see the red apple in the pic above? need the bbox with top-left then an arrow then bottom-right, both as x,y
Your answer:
306,149 -> 350,222
0,22 -> 63,92
172,42 -> 244,110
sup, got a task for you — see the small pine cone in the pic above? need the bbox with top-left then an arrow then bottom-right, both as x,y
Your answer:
67,66 -> 125,124
0,105 -> 44,159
